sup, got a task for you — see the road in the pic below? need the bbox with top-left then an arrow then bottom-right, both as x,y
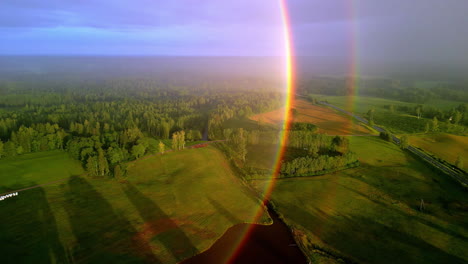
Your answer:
318,101 -> 468,187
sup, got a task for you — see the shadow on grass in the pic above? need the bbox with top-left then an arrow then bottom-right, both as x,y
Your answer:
64,177 -> 160,263
338,183 -> 468,242
283,203 -> 466,264
123,183 -> 197,262
207,197 -> 240,224
0,186 -> 67,263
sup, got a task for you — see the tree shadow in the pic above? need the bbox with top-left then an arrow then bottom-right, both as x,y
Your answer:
63,177 -> 160,263
338,183 -> 468,242
0,186 -> 67,263
283,201 -> 466,264
123,183 -> 197,262
324,214 -> 467,264
207,197 -> 240,224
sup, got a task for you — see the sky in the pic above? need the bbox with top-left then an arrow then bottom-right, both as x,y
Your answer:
1,0 -> 468,73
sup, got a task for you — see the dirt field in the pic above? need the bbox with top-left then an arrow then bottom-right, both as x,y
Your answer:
250,99 -> 373,135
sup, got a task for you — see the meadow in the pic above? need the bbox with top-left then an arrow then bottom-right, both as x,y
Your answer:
0,150 -> 84,194
409,133 -> 468,170
249,99 -> 373,135
0,146 -> 269,263
251,136 -> 468,264
310,94 -> 461,113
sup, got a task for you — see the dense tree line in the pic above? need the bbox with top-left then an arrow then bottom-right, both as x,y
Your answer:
0,77 -> 283,178
298,77 -> 468,103
280,152 -> 359,177
382,103 -> 468,127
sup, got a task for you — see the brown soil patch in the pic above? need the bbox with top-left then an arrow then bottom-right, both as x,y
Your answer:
250,99 -> 372,135
134,218 -> 180,242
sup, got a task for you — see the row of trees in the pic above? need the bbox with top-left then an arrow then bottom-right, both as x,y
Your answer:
280,152 -> 359,177
299,77 -> 468,104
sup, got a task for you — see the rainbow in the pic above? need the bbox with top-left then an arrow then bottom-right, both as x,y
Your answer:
345,0 -> 360,124
223,1 -> 364,262
225,0 -> 296,262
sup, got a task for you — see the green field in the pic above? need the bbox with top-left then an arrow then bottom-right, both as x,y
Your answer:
252,136 -> 468,263
308,95 -> 465,134
311,94 -> 461,113
0,146 -> 269,263
0,150 -> 84,193
409,133 -> 468,170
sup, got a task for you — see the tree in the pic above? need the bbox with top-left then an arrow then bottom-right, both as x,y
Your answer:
131,144 -> 146,159
424,122 -> 430,133
172,133 -> 179,150
432,117 -> 439,132
178,130 -> 185,149
159,141 -> 165,154
4,141 -> 17,157
97,148 -> 109,176
331,136 -> 349,154
415,106 -> 422,119
114,165 -> 122,178
400,135 -> 409,149
455,156 -> 463,168
86,156 -> 98,176
171,131 -> 185,150
453,111 -> 462,125
107,146 -> 125,165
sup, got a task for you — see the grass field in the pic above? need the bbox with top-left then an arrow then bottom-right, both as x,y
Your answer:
308,95 -> 465,134
311,94 -> 461,113
0,150 -> 84,193
249,99 -> 372,135
251,136 -> 468,263
409,133 -> 468,170
0,146 -> 269,263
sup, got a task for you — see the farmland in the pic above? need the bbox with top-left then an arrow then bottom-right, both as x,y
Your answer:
409,133 -> 468,170
251,136 -> 468,264
0,146 -> 269,263
249,99 -> 373,135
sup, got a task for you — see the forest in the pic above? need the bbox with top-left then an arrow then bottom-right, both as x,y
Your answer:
0,76 -> 283,177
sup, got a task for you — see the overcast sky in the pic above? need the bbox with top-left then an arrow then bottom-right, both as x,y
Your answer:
1,0 -> 467,68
